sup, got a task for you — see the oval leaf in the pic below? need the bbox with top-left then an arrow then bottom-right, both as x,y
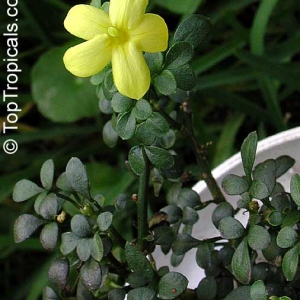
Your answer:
128,287 -> 156,300
219,217 -> 245,239
40,159 -> 55,190
80,258 -> 102,292
116,111 -> 136,140
71,214 -> 91,238
212,202 -> 234,228
48,256 -> 69,293
40,222 -> 59,251
277,227 -> 298,249
159,272 -> 188,299
222,174 -> 250,195
97,212 -> 113,231
145,146 -> 174,170
248,225 -> 271,250
172,233 -> 200,255
128,146 -> 146,175
241,131 -> 258,179
291,174 -> 300,206
13,179 -> 44,203
282,244 -> 299,281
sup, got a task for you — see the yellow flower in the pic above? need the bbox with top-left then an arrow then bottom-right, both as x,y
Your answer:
63,0 -> 168,100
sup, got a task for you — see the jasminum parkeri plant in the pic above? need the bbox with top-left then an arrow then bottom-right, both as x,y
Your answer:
11,1 -> 300,300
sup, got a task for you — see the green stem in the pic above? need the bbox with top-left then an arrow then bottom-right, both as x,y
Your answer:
183,101 -> 226,204
137,148 -> 150,250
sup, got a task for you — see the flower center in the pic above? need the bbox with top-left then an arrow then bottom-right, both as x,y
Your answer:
107,26 -> 128,44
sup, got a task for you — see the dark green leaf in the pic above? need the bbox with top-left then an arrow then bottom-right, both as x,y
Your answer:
174,14 -> 212,49
146,112 -> 169,137
170,64 -> 196,90
277,227 -> 298,248
116,111 -> 136,140
291,174 -> 300,206
267,210 -> 283,226
128,146 -> 146,175
13,179 -> 44,203
77,238 -> 91,262
222,174 -> 250,195
248,225 -> 270,250
196,242 -> 212,269
219,217 -> 245,239
158,129 -> 176,149
223,286 -> 251,300
212,202 -> 234,228
48,256 -> 69,293
80,258 -> 102,292
182,207 -> 199,225
282,210 -> 300,227
232,238 -> 251,284
40,222 -> 58,251
158,272 -> 188,299
253,160 -> 276,193
160,205 -> 182,224
127,287 -> 156,300
275,156 -> 295,179
154,70 -> 177,95
66,157 -> 90,198
39,193 -> 58,220
241,131 -> 258,179
197,277 -> 217,300
103,69 -> 117,99
135,122 -> 156,145
145,146 -> 174,170
172,233 -> 200,255
144,52 -> 164,76
111,93 -> 133,113
165,42 -> 194,69
108,289 -> 126,300
282,244 -> 300,281
115,193 -> 129,211
153,226 -> 176,246
249,180 -> 270,199
40,159 -> 54,190
125,243 -> 156,283
71,214 -> 91,238
14,214 -> 46,243
262,232 -> 282,261
160,155 -> 185,179
132,99 -> 152,120
250,280 -> 267,300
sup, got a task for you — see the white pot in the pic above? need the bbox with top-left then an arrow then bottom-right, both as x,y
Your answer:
154,127 -> 300,288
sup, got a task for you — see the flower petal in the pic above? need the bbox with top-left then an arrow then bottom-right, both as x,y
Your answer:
63,34 -> 112,77
64,4 -> 111,40
112,43 -> 150,99
109,0 -> 148,30
131,14 -> 168,52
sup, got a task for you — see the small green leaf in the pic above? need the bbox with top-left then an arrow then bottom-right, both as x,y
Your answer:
13,179 -> 44,203
77,238 -> 91,262
249,180 -> 269,199
223,286 -> 251,300
125,243 -> 156,283
128,146 -> 146,175
108,289 -> 126,300
277,227 -> 298,248
154,70 -> 177,95
165,42 -> 194,69
182,207 -> 199,225
282,210 -> 300,227
241,131 -> 258,179
43,287 -> 60,300
253,159 -> 276,194
197,277 -> 217,300
40,159 -> 55,190
40,222 -> 59,251
39,193 -> 58,220
144,52 -> 164,76
103,120 -> 118,148
248,225 -> 270,250
172,233 -> 200,255
158,272 -> 188,299
116,111 -> 136,140
158,129 -> 176,149
146,112 -> 169,137
218,217 -> 245,239
250,280 -> 267,300
60,232 -> 80,255
262,232 -> 282,261
174,14 -> 212,49
222,174 -> 250,195
160,205 -> 182,224
80,258 -> 102,292
170,64 -> 196,90
71,215 -> 91,238
48,256 -> 69,293
177,188 -> 201,208
97,212 -> 113,231
127,287 -> 156,300
132,99 -> 152,120
275,156 -> 295,178
212,202 -> 234,228
232,238 -> 251,284
115,193 -> 129,211
153,226 -> 176,247
66,157 -> 90,198
56,172 -> 73,192
291,174 -> 300,206
135,122 -> 156,145
90,234 -> 104,262
145,146 -> 174,170
103,69 -> 117,99
196,242 -> 212,269
282,244 -> 299,281
14,214 -> 46,243
111,92 -> 133,113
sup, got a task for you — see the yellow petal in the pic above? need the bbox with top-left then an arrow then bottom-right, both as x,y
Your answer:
63,34 -> 112,77
112,43 -> 150,100
64,4 -> 111,40
109,0 -> 148,30
131,14 -> 168,52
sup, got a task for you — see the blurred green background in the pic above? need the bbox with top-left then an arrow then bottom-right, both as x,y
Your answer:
0,0 -> 299,298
